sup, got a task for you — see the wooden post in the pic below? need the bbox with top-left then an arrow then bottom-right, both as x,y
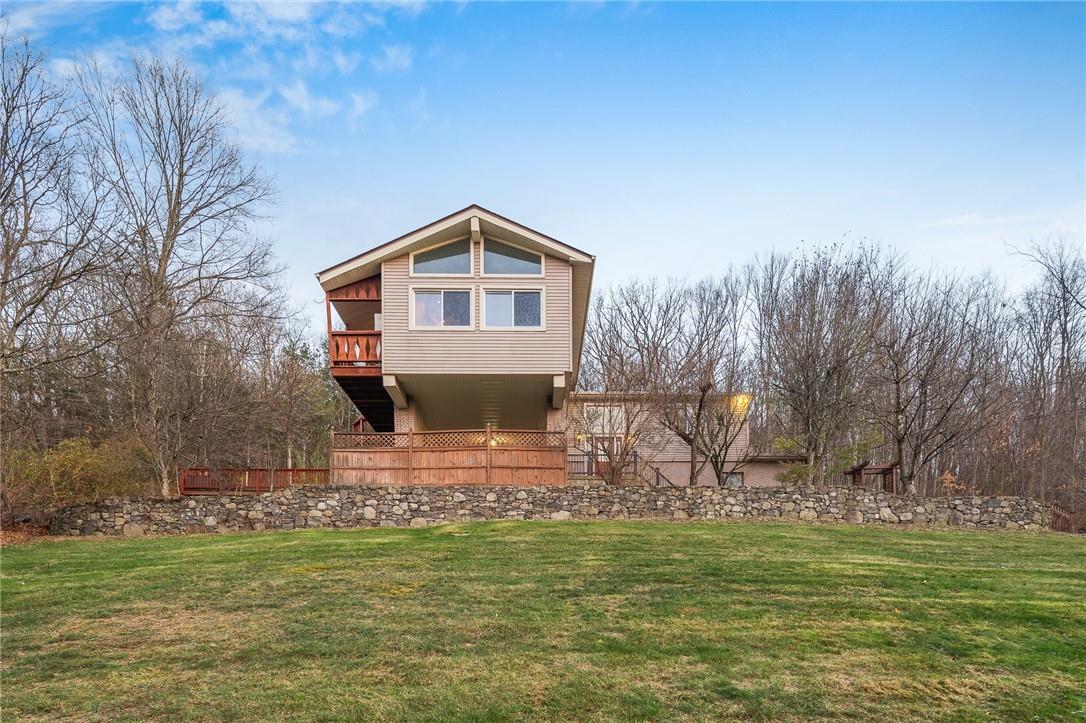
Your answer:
408,429 -> 414,485
325,291 -> 333,367
486,423 -> 495,484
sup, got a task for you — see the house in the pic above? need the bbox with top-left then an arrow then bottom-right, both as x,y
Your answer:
316,205 -> 593,485
317,205 -> 799,487
558,391 -> 804,487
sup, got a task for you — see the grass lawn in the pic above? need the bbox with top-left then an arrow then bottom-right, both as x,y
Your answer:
2,522 -> 1084,722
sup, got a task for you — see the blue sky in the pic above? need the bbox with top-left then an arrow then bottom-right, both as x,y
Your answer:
6,1 -> 1085,328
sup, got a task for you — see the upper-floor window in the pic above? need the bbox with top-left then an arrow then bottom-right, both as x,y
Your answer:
483,238 -> 543,276
412,288 -> 472,328
584,404 -> 626,435
412,238 -> 471,275
483,289 -> 543,329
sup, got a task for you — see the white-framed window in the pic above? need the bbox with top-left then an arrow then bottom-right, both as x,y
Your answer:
482,237 -> 544,277
724,472 -> 744,488
482,289 -> 544,329
410,238 -> 472,276
583,404 -> 626,435
410,287 -> 473,329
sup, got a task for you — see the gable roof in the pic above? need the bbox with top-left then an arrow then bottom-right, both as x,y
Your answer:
316,204 -> 596,386
316,204 -> 593,288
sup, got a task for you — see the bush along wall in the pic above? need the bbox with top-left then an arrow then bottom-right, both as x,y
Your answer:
50,485 -> 1052,536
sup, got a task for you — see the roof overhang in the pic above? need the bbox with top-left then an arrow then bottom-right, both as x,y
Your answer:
316,205 -> 593,290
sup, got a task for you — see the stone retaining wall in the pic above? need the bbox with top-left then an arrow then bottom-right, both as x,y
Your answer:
49,485 -> 1051,536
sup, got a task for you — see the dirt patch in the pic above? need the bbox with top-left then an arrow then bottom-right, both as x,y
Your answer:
0,523 -> 55,547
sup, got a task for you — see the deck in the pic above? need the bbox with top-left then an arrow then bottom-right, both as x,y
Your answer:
331,429 -> 568,486
325,274 -> 394,430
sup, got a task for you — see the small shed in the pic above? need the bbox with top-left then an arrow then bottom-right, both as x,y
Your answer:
844,461 -> 901,494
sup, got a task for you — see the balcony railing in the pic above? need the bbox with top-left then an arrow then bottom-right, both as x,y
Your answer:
329,330 -> 381,369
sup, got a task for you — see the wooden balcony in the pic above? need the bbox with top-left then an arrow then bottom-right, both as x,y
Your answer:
331,428 -> 567,486
329,330 -> 382,377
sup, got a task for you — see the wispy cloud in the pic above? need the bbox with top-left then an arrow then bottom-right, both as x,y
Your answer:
349,90 -> 380,120
27,2 -> 429,149
252,1 -> 313,23
219,87 -> 296,153
1,1 -> 109,36
406,86 -> 429,125
333,49 -> 362,75
921,204 -> 1086,254
371,43 -> 414,73
278,79 -> 340,118
148,0 -> 202,32
924,212 -> 1039,230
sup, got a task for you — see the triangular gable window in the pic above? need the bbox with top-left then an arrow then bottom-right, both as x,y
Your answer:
483,238 -> 543,276
412,239 -> 471,275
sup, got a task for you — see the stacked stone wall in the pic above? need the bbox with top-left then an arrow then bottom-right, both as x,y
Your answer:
50,485 -> 1052,536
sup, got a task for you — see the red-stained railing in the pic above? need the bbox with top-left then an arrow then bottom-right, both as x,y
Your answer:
329,331 -> 381,368
179,468 -> 329,496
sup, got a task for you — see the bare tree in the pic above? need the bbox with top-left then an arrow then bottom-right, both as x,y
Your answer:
658,273 -> 755,485
0,34 -> 114,376
0,41 -> 349,520
578,280 -> 685,482
752,248 -> 882,484
870,270 -> 1008,493
1002,241 -> 1086,517
77,56 -> 279,495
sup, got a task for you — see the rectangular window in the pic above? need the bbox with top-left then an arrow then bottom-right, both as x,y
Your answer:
484,290 -> 542,328
584,404 -> 626,435
413,289 -> 471,328
483,238 -> 543,275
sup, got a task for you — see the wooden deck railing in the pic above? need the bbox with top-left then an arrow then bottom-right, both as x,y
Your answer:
179,468 -> 330,496
1051,505 -> 1076,533
329,330 -> 381,368
333,429 -> 566,450
332,428 -> 567,486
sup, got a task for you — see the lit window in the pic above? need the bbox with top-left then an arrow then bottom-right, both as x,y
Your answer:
485,290 -> 542,328
414,289 -> 471,327
483,238 -> 542,275
413,239 -> 471,275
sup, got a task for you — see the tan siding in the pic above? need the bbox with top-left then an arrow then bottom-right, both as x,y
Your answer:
381,243 -> 573,375
743,462 -> 795,488
563,397 -> 752,464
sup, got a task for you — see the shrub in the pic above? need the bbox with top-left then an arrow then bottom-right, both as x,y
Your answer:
1,438 -> 154,522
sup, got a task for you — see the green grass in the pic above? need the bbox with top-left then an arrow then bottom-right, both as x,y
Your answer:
2,522 -> 1085,722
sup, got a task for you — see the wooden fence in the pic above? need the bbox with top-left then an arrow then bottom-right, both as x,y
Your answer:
1051,505 -> 1077,533
332,428 -> 567,486
179,468 -> 329,496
